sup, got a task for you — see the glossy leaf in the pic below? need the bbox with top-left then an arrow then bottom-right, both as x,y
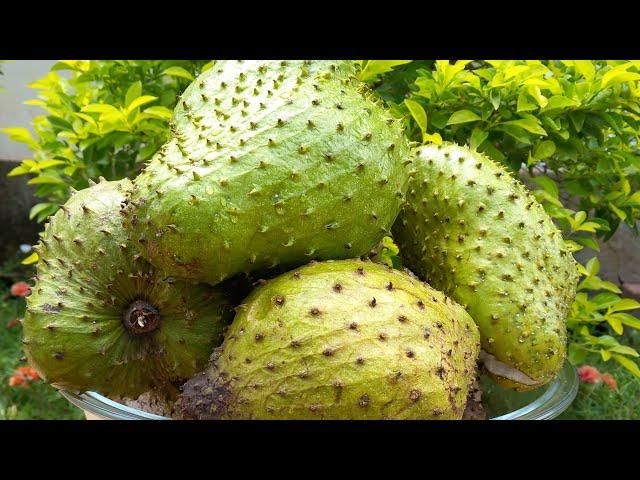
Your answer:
162,66 -> 195,81
404,99 -> 427,135
446,109 -> 481,125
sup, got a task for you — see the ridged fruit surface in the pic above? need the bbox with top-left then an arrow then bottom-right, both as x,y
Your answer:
178,259 -> 480,419
123,60 -> 411,285
22,179 -> 235,397
393,143 -> 579,390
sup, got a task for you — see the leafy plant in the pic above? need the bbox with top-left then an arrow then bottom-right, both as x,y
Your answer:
2,60 -> 212,225
363,60 -> 640,377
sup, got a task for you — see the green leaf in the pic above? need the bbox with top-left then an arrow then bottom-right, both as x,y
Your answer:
430,110 -> 450,129
125,81 -> 142,107
517,90 -> 537,112
29,202 -> 57,220
82,103 -> 122,115
7,163 -> 32,176
601,69 -> 640,88
358,60 -> 412,82
535,190 -> 563,207
608,313 -> 640,330
609,344 -> 640,357
606,316 -> 624,335
27,175 -> 66,185
162,66 -> 195,81
47,116 -> 73,131
542,95 -> 580,111
469,127 -> 488,151
609,298 -> 640,312
591,292 -> 621,309
489,90 -> 501,110
576,221 -> 602,233
585,256 -> 600,276
580,278 -> 623,294
499,124 -> 533,145
534,140 -> 556,160
600,281 -> 622,293
568,111 -> 586,132
531,176 -> 559,198
574,60 -> 595,81
501,115 -> 547,135
612,354 -> 640,377
201,61 -> 216,73
1,127 -> 38,149
568,343 -> 588,364
574,211 -> 587,226
574,236 -> 600,251
563,240 -> 583,253
527,85 -> 548,108
626,191 -> 640,205
126,95 -> 158,114
139,143 -> 159,161
39,159 -> 67,170
446,109 -> 481,125
52,60 -> 90,72
608,202 -> 627,220
73,112 -> 98,127
63,165 -> 78,176
404,99 -> 427,135
82,103 -> 124,123
480,142 -> 505,162
22,252 -> 39,265
143,106 -> 173,121
596,335 -> 619,349
601,349 -> 612,361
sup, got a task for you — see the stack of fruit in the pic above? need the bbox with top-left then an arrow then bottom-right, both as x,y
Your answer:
20,61 -> 579,419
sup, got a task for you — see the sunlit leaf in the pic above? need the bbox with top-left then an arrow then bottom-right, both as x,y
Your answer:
446,109 -> 481,125
612,354 -> 640,377
162,66 -> 195,81
358,60 -> 412,82
126,95 -> 158,114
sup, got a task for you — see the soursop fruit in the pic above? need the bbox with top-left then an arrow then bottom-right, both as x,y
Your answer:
122,60 -> 411,285
22,179 -> 235,397
178,259 -> 480,419
393,143 -> 579,390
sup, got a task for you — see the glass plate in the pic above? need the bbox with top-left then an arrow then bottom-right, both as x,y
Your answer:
59,362 -> 578,420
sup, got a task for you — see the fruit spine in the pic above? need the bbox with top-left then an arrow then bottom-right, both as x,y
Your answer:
22,179 -> 235,397
393,143 -> 579,390
178,259 -> 480,419
122,60 -> 411,285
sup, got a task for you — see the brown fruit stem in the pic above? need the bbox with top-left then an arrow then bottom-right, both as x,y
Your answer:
122,300 -> 160,335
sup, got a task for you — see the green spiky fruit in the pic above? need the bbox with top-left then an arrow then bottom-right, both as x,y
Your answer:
122,60 -> 411,285
177,259 -> 480,419
393,143 -> 579,390
22,179 -> 235,397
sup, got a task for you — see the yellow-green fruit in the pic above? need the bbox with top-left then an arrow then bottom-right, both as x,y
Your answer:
22,179 -> 235,397
123,60 -> 411,285
393,143 -> 579,390
178,259 -> 480,419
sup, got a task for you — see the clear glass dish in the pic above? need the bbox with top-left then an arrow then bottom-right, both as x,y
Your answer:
59,362 -> 578,420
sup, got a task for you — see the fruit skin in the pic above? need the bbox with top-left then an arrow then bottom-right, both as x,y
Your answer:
22,179 -> 235,397
123,60 -> 411,285
393,143 -> 579,390
178,259 -> 480,420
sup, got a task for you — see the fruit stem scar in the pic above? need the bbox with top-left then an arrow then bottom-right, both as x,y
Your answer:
122,300 -> 161,335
